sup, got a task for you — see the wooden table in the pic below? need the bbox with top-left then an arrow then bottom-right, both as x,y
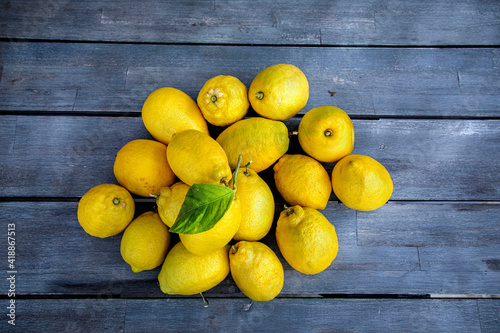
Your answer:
1,1 -> 499,332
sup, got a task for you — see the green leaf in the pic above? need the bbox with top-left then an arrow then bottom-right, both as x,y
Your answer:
169,183 -> 235,235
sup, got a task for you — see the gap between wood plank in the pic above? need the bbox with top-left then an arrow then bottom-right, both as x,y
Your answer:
1,111 -> 500,121
1,197 -> 500,205
1,294 -> 499,300
1,37 -> 500,48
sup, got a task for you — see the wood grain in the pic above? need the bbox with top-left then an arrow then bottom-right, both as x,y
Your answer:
1,0 -> 499,46
124,298 -> 486,333
0,43 -> 498,117
12,299 -> 126,332
1,201 -> 499,296
358,203 -> 500,247
11,298 -> 499,333
1,0 -> 499,329
1,116 -> 499,201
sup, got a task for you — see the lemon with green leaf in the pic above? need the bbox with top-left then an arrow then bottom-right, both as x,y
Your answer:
156,182 -> 190,228
169,154 -> 244,256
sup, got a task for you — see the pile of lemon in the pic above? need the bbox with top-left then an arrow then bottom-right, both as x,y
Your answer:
77,64 -> 393,302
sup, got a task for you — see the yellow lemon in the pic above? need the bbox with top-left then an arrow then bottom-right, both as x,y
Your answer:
298,106 -> 355,163
216,117 -> 289,173
158,242 -> 230,295
229,241 -> 284,301
197,75 -> 249,126
142,87 -> 209,144
230,166 -> 274,241
167,129 -> 232,186
248,64 -> 309,120
120,211 -> 170,273
276,205 -> 338,275
77,184 -> 135,238
332,154 -> 393,211
156,182 -> 190,228
273,154 -> 332,210
180,197 -> 241,256
113,139 -> 176,197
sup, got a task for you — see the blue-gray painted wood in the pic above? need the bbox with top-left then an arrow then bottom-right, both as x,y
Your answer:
0,0 -> 499,329
124,298 -> 484,333
11,298 -> 498,333
1,201 -> 499,296
1,116 -> 499,201
478,300 -> 500,333
358,203 -> 500,247
419,247 -> 500,272
12,299 -> 126,332
0,43 -> 499,117
1,0 -> 499,46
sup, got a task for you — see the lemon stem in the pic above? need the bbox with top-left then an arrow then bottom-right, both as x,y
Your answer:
231,245 -> 238,254
324,129 -> 333,137
220,178 -> 229,187
289,131 -> 299,137
112,198 -> 121,205
231,153 -> 243,193
244,161 -> 252,176
284,204 -> 294,216
210,95 -> 217,103
200,293 -> 209,307
255,92 -> 264,100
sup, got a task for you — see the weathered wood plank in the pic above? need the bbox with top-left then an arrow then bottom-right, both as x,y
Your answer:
1,64 -> 126,90
358,203 -> 500,247
419,247 -> 500,272
1,0 -> 499,46
349,119 -> 500,201
11,299 -> 126,332
124,298 -> 483,333
1,116 -> 499,201
10,298 -> 493,333
0,115 -> 153,197
1,201 -> 499,296
0,88 -> 77,112
1,43 -> 499,117
478,300 -> 500,333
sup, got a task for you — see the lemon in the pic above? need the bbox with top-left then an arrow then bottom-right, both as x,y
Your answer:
180,197 -> 241,256
158,242 -> 230,295
273,154 -> 332,210
120,211 -> 170,273
156,182 -> 190,228
298,106 -> 355,163
77,184 -> 135,238
142,87 -> 209,144
113,139 -> 176,197
332,154 -> 393,211
167,129 -> 232,186
229,241 -> 284,301
216,117 -> 289,173
197,75 -> 249,126
230,166 -> 274,241
276,205 -> 338,275
248,64 -> 309,120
